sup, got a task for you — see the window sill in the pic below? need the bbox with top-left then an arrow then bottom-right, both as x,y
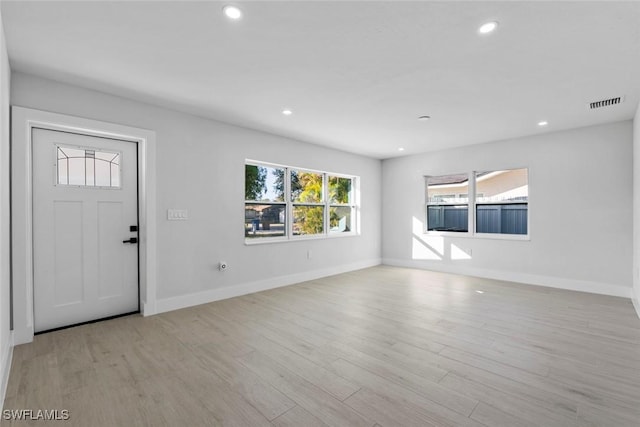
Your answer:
424,231 -> 470,238
425,231 -> 530,241
473,233 -> 530,241
245,232 -> 359,245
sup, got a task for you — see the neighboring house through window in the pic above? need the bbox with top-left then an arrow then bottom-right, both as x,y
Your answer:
426,168 -> 528,237
426,174 -> 469,232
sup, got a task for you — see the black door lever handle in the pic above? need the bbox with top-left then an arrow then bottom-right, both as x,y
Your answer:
122,237 -> 138,244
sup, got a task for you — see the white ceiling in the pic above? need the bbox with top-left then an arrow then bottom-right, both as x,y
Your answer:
2,1 -> 639,159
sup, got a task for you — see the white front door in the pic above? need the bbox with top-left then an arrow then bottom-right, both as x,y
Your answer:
32,128 -> 139,332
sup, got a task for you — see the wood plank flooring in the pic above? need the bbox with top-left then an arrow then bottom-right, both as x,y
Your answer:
3,266 -> 640,426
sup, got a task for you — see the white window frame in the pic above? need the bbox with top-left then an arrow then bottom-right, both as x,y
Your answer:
425,173 -> 470,234
425,167 -> 530,241
245,160 -> 359,244
244,162 -> 288,242
290,167 -> 326,237
327,175 -> 356,235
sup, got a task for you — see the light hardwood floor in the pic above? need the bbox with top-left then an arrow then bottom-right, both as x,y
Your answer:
3,266 -> 640,426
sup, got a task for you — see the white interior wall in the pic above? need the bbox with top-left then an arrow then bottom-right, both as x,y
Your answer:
7,72 -> 639,342
0,7 -> 11,406
382,121 -> 633,297
633,103 -> 640,317
10,72 -> 382,314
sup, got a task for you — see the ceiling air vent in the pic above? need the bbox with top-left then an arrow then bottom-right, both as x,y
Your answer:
589,96 -> 625,110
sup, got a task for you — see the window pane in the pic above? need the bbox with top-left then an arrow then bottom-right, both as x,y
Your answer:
475,169 -> 528,235
61,146 -> 85,159
95,151 -> 116,162
427,205 -> 468,232
111,163 -> 120,187
476,169 -> 528,203
293,205 -> 324,236
57,146 -> 120,188
57,158 -> 68,185
63,147 -> 87,186
329,176 -> 352,204
245,204 -> 286,238
95,159 -> 111,187
67,158 -> 85,185
426,174 -> 469,204
329,206 -> 352,233
245,164 -> 285,202
291,170 -> 323,203
85,155 -> 95,186
476,204 -> 528,234
426,173 -> 469,232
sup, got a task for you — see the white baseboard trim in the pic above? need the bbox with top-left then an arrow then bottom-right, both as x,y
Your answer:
154,258 -> 382,314
382,258 -> 632,299
141,300 -> 156,317
632,288 -> 640,320
11,326 -> 33,347
1,332 -> 14,410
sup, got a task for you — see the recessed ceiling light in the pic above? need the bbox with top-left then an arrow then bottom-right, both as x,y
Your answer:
418,115 -> 431,121
538,120 -> 548,127
478,21 -> 499,34
282,109 -> 293,116
398,147 -> 405,151
223,5 -> 242,20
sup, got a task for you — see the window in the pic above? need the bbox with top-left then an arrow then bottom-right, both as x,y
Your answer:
57,145 -> 121,188
245,161 -> 357,241
476,169 -> 528,235
425,168 -> 528,237
245,164 -> 286,238
292,170 -> 325,236
426,174 -> 469,232
328,176 -> 354,233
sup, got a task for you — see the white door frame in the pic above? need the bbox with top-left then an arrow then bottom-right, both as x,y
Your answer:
11,106 -> 158,345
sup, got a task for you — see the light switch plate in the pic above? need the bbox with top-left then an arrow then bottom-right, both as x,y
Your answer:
168,209 -> 188,220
